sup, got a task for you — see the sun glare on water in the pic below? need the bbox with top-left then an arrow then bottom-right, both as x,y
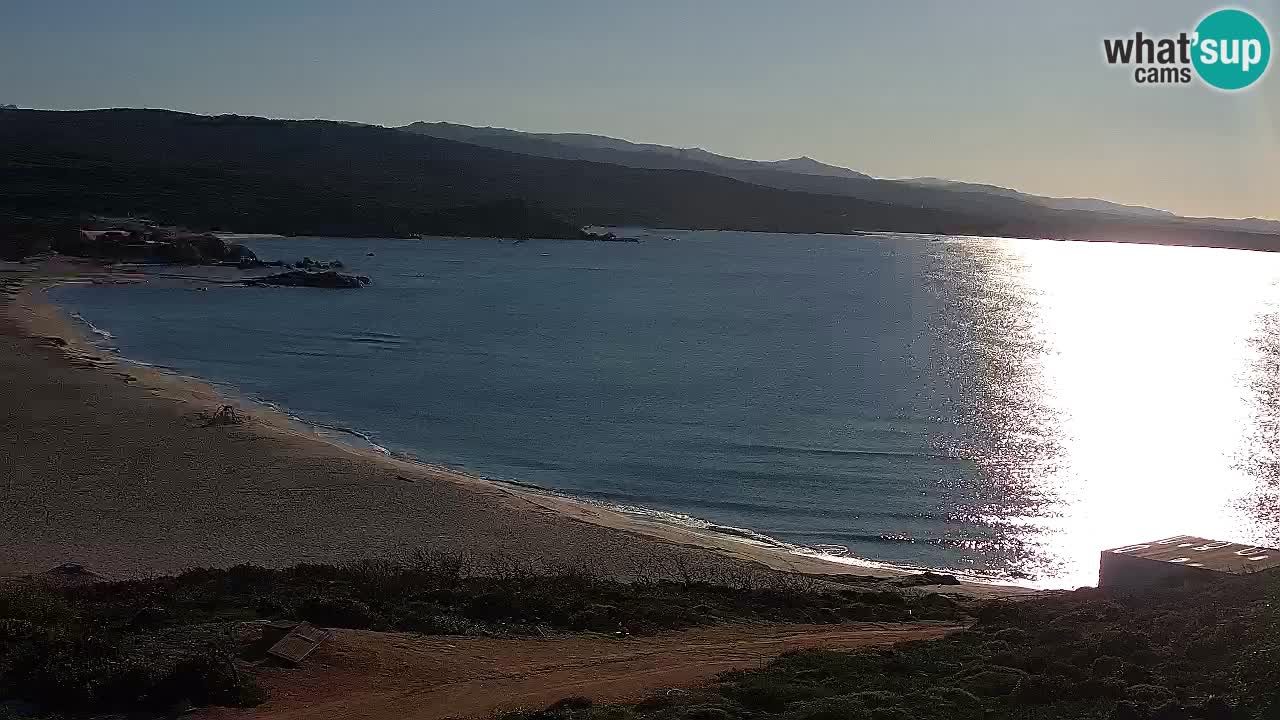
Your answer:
995,238 -> 1280,587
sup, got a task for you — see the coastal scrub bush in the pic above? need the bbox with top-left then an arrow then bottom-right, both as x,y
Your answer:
23,556 -> 1277,719
504,569 -> 1280,719
156,649 -> 265,707
5,634 -> 155,709
0,588 -> 72,627
0,555 -> 970,715
296,596 -> 384,629
16,554 -> 968,640
1,632 -> 261,712
0,583 -> 265,713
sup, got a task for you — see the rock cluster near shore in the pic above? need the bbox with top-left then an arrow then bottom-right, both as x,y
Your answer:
58,223 -> 262,266
248,269 -> 371,288
46,221 -> 376,288
292,256 -> 345,270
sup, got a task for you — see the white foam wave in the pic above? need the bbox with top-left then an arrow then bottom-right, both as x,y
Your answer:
70,312 -> 115,340
307,420 -> 390,454
604,503 -> 788,548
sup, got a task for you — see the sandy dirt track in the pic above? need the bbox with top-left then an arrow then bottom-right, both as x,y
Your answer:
203,622 -> 960,720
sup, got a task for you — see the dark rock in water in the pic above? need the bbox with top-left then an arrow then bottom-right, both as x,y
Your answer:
156,232 -> 233,265
249,270 -> 370,289
292,256 -> 346,270
579,229 -> 640,242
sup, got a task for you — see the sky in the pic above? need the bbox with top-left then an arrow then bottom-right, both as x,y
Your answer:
2,0 -> 1278,220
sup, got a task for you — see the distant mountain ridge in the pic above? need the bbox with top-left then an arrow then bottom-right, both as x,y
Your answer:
401,121 -> 1280,234
901,177 -> 1177,219
0,109 -> 1011,240
2,108 -> 1278,252
904,177 -> 1280,234
401,122 -> 874,181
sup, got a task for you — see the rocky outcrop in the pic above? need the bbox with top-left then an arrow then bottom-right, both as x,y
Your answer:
578,230 -> 640,242
225,243 -> 259,265
292,257 -> 344,270
248,270 -> 371,289
61,225 -> 261,266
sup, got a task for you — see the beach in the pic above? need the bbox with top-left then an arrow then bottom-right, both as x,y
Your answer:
1,258 -> 1036,595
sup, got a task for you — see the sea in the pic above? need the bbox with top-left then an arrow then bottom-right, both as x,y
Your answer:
48,230 -> 1280,588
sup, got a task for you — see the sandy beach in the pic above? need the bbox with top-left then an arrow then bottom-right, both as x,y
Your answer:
0,259 -> 1031,597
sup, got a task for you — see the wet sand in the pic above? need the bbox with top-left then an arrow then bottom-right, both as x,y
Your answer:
0,259 -> 1034,597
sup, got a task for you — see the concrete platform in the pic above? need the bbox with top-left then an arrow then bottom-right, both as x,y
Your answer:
1099,535 -> 1280,589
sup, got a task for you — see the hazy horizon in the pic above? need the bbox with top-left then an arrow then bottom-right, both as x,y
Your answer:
3,0 -> 1278,220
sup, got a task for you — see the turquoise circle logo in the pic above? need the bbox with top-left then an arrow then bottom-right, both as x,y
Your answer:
1192,9 -> 1271,90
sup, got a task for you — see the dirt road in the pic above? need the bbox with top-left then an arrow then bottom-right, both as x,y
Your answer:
203,622 -> 959,720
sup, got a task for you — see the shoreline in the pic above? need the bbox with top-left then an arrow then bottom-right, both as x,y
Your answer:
1,258 -> 1039,598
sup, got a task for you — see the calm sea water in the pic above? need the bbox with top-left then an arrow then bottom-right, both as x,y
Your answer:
50,231 -> 1280,587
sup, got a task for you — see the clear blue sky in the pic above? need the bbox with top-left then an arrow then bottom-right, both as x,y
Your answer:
2,0 -> 1277,219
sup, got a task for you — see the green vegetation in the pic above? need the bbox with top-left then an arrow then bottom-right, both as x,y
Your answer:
13,553 -> 1274,719
0,219 -> 63,261
0,586 -> 261,713
0,555 -> 969,715
506,571 -> 1280,719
